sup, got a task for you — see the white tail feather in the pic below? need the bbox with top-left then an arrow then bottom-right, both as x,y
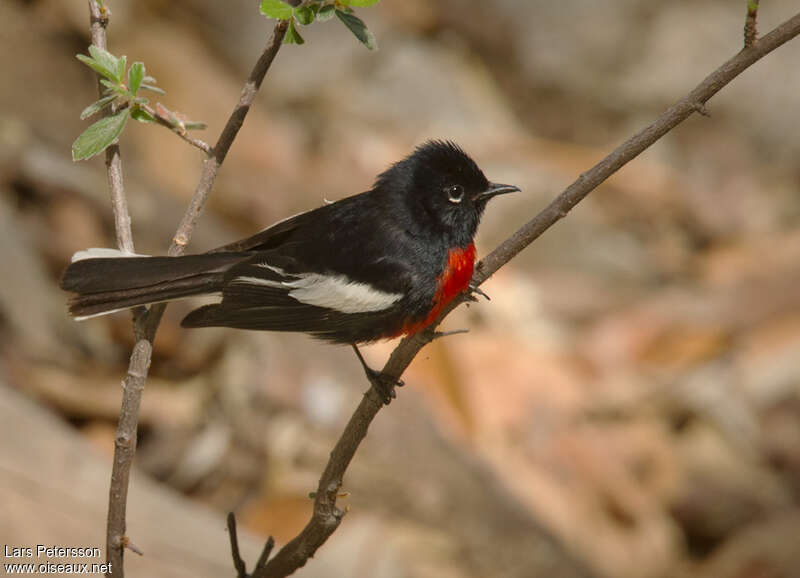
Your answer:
71,248 -> 149,262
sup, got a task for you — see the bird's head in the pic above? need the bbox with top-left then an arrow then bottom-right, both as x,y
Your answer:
375,140 -> 519,244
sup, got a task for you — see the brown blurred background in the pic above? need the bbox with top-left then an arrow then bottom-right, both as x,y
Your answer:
1,1 -> 800,577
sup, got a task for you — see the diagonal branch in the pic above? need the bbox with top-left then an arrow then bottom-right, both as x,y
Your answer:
252,10 -> 800,577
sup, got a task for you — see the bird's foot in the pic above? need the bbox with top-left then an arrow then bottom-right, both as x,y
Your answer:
365,366 -> 405,405
351,344 -> 404,405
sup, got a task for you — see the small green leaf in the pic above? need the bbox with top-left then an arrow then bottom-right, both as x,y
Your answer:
79,95 -> 117,120
335,9 -> 377,50
340,0 -> 380,6
294,5 -> 315,25
183,121 -> 208,130
72,108 -> 131,161
316,4 -> 335,21
117,55 -> 127,86
76,54 -> 119,83
128,61 -> 145,96
87,45 -> 120,81
284,19 -> 305,44
140,84 -> 166,95
99,78 -> 128,97
260,0 -> 293,20
131,108 -> 155,123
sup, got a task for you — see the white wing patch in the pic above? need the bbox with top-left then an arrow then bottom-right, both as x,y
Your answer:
285,274 -> 402,313
233,269 -> 403,314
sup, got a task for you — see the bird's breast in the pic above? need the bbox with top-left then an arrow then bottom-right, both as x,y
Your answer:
398,243 -> 476,336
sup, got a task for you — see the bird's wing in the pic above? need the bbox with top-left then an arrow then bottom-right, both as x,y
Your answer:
180,252 -> 415,343
208,194 -> 364,253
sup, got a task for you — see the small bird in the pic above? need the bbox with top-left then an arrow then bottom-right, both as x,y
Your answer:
60,141 -> 519,402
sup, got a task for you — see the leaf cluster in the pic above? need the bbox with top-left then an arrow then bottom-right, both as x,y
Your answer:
73,46 -> 206,161
260,0 -> 379,50
72,46 -> 165,160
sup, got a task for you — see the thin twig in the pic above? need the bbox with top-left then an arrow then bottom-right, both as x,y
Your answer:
140,103 -> 213,155
228,511 -> 274,578
92,8 -> 289,577
87,3 -> 143,576
745,0 -> 760,48
255,11 -> 800,577
88,0 -> 134,254
168,19 -> 289,254
227,513 -> 248,578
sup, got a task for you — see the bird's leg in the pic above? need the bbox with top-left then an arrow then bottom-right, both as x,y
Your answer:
351,344 -> 404,405
466,283 -> 490,302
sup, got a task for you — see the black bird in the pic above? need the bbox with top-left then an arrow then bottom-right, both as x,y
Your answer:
60,140 -> 519,402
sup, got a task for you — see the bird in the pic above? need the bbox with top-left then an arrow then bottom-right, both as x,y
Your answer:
60,140 -> 520,402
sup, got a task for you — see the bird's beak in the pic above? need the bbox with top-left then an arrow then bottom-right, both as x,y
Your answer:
474,182 -> 521,201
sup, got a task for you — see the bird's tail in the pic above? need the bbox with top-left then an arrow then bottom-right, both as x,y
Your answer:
60,249 -> 250,320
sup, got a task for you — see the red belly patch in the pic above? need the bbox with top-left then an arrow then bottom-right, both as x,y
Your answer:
400,243 -> 476,336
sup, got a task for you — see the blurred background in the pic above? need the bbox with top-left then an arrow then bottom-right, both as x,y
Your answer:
1,1 -> 800,577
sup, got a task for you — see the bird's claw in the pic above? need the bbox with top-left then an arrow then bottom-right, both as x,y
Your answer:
365,367 -> 404,405
467,283 -> 490,302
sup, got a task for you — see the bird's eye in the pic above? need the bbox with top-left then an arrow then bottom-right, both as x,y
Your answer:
445,184 -> 465,204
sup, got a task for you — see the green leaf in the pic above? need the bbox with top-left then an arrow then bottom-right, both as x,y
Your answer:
316,3 -> 335,21
87,45 -> 120,82
131,108 -> 155,123
284,18 -> 305,44
99,78 -> 129,97
294,5 -> 315,25
260,0 -> 293,20
79,95 -> 117,120
72,108 -> 130,161
140,84 -> 166,95
128,61 -> 145,95
340,0 -> 380,6
183,121 -> 208,130
76,53 -> 119,83
335,9 -> 377,50
116,55 -> 127,86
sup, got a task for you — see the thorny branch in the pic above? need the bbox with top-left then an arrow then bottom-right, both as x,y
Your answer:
244,10 -> 800,578
88,1 -> 289,575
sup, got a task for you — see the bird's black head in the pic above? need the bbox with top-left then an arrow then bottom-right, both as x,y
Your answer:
374,140 -> 519,246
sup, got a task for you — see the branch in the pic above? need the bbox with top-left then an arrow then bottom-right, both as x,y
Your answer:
228,513 -> 275,578
140,102 -> 213,155
253,10 -> 800,577
88,1 -> 133,255
86,2 -> 148,575
168,19 -> 289,254
745,0 -> 760,48
90,4 -> 289,575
